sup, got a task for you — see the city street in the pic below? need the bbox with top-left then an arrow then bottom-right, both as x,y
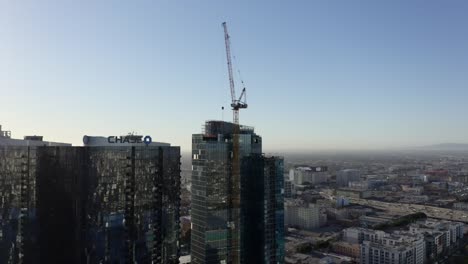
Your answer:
350,198 -> 468,223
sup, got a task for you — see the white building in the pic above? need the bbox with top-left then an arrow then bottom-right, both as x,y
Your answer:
408,219 -> 464,248
343,227 -> 385,244
179,255 -> 191,264
285,201 -> 326,230
360,233 -> 426,264
289,168 -> 295,181
356,229 -> 426,264
343,227 -> 425,264
337,169 -> 361,187
292,166 -> 328,185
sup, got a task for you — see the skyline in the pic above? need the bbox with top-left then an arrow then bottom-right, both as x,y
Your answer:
2,0 -> 468,151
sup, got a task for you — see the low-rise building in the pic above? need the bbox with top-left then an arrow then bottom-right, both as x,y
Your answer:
359,215 -> 394,228
336,188 -> 370,199
349,179 -> 387,190
453,202 -> 468,211
401,185 -> 424,195
331,241 -> 360,259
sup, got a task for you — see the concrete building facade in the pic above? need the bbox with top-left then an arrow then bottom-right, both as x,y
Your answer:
292,166 -> 328,185
285,201 -> 325,230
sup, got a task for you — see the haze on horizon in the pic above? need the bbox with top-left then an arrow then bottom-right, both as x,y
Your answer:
1,0 -> 468,152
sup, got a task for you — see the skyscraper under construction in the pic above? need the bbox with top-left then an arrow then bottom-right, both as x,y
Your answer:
190,120 -> 284,264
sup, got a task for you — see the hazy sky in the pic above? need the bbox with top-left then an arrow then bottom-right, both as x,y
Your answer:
1,0 -> 468,151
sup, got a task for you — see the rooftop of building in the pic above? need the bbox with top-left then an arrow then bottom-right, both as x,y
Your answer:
362,240 -> 414,252
337,187 -> 367,192
339,169 -> 360,172
0,125 -> 11,138
332,240 -> 360,247
412,218 -> 464,229
0,124 -> 71,146
343,227 -> 386,234
179,255 -> 191,264
202,120 -> 255,136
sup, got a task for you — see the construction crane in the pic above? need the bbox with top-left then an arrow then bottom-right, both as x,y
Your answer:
222,22 -> 248,124
222,21 -> 246,264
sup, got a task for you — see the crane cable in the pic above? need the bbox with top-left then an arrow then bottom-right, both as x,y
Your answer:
233,55 -> 247,101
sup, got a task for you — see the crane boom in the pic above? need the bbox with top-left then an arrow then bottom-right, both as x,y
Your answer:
223,22 -> 236,106
223,22 -> 247,125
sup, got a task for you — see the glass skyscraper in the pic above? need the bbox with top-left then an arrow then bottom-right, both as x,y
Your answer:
241,155 -> 285,264
191,121 -> 284,264
0,145 -> 180,264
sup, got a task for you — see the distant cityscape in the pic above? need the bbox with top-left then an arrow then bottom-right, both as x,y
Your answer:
278,150 -> 468,264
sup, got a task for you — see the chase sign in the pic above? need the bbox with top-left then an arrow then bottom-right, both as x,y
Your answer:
107,135 -> 152,146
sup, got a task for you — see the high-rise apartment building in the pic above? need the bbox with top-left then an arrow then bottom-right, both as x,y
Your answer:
0,137 -> 181,263
190,121 -> 284,264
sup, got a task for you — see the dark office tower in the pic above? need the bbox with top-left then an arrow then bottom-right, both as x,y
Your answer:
240,155 -> 285,264
0,128 -> 71,264
0,147 -> 39,264
36,147 -> 86,263
0,144 -> 181,264
191,120 -> 285,264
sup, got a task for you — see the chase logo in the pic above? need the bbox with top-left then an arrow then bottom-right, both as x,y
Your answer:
143,135 -> 152,145
107,135 -> 152,146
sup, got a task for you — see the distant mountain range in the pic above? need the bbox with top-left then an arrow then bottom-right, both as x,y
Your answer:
418,143 -> 468,150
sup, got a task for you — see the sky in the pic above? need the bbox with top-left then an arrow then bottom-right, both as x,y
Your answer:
1,0 -> 468,152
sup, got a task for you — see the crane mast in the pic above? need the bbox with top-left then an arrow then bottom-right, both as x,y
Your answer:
222,21 -> 247,264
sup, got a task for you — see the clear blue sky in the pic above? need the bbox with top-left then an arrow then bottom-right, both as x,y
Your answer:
1,0 -> 467,151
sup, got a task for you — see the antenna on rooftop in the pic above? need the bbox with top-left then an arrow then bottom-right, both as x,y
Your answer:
221,106 -> 225,121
